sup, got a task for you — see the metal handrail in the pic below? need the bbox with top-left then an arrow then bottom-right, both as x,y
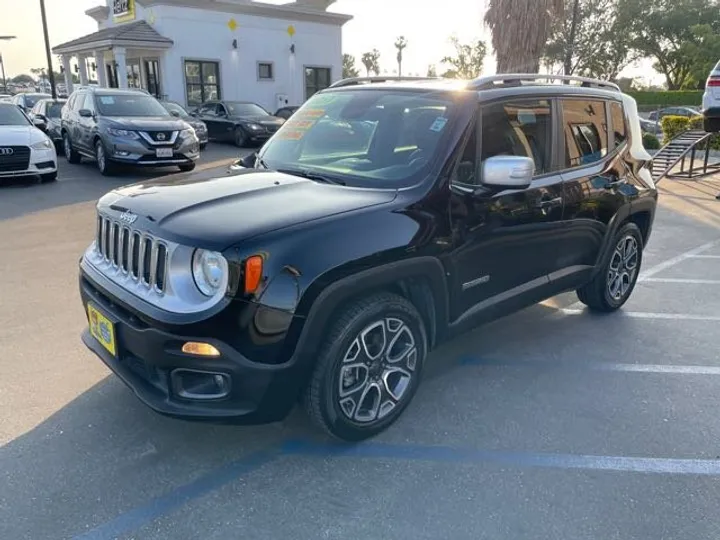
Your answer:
651,129 -> 718,182
329,76 -> 444,88
468,74 -> 620,92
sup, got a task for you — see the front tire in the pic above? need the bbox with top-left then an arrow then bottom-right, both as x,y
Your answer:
305,293 -> 427,441
234,127 -> 247,148
63,132 -> 81,164
199,143 -> 207,151
95,140 -> 115,176
577,222 -> 643,312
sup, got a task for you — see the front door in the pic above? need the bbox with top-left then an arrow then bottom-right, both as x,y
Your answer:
196,102 -> 220,139
448,98 -> 566,322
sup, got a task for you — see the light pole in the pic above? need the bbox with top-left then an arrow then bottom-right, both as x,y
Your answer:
0,36 -> 16,92
39,0 -> 57,99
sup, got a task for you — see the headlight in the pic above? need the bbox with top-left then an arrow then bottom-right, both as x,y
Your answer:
245,123 -> 262,131
193,123 -> 207,133
181,128 -> 196,138
31,138 -> 53,150
192,249 -> 228,297
107,128 -> 139,139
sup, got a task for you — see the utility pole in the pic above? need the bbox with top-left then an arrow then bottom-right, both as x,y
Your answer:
0,36 -> 15,92
39,0 -> 57,98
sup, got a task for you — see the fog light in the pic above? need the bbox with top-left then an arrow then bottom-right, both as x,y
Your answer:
182,341 -> 221,357
171,369 -> 231,400
115,150 -> 130,156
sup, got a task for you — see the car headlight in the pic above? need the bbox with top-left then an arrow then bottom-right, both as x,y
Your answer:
107,128 -> 139,139
31,138 -> 53,150
245,123 -> 262,131
192,249 -> 228,297
181,128 -> 196,139
193,123 -> 207,133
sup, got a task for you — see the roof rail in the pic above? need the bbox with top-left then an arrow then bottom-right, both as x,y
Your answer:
469,74 -> 620,92
329,76 -> 443,89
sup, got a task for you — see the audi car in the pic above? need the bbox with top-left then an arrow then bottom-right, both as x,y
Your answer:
0,102 -> 57,183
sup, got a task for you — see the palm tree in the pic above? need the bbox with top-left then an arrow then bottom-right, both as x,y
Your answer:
395,36 -> 408,76
485,0 -> 564,73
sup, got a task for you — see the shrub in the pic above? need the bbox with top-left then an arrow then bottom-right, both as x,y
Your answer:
642,132 -> 661,150
627,91 -> 703,107
660,114 -> 720,150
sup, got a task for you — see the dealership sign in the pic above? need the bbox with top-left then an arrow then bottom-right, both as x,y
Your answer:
113,0 -> 136,22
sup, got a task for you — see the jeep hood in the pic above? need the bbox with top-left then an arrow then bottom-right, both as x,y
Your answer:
97,170 -> 397,250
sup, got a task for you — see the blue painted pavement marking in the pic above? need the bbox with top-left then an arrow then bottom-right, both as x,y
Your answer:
282,439 -> 720,476
73,448 -> 281,540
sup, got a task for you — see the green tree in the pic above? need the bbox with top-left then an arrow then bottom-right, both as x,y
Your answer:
361,49 -> 381,76
11,74 -> 35,84
485,0 -> 564,73
618,0 -> 720,90
395,36 -> 408,76
684,24 -> 720,88
441,37 -> 487,79
545,0 -> 633,80
342,54 -> 359,78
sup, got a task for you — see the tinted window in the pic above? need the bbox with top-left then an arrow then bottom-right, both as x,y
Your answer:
259,90 -> 458,188
226,102 -> 269,116
47,102 -> 65,118
610,101 -> 626,148
95,94 -> 170,117
0,104 -> 31,126
562,99 -> 608,168
162,101 -> 188,117
198,103 -> 217,117
480,99 -> 551,175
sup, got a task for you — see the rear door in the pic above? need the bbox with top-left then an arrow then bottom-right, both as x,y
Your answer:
77,93 -> 97,152
559,97 -> 630,284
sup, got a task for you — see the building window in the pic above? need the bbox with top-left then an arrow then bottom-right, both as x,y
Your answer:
305,67 -> 331,99
184,60 -> 221,107
258,62 -> 273,81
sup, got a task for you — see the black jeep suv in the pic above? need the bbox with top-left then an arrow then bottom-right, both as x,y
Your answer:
79,75 -> 657,441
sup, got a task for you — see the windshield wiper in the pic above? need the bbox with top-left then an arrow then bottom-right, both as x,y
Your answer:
277,168 -> 346,186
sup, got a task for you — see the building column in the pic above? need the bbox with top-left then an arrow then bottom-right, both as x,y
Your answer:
158,53 -> 171,101
61,55 -> 74,94
114,47 -> 128,89
94,50 -> 107,87
78,55 -> 89,85
139,56 -> 148,90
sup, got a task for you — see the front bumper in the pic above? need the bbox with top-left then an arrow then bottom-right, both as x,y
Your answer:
103,134 -> 201,167
79,270 -> 304,424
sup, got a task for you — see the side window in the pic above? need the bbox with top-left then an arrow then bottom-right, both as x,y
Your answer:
66,94 -> 76,111
561,99 -> 608,169
480,99 -> 552,175
84,94 -> 96,114
198,103 -> 216,117
610,102 -> 627,149
216,104 -> 227,116
72,94 -> 86,112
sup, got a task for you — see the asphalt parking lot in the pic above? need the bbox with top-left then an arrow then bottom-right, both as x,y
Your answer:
2,161 -> 720,539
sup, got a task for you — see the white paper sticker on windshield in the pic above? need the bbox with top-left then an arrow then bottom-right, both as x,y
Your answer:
99,96 -> 115,104
429,117 -> 448,132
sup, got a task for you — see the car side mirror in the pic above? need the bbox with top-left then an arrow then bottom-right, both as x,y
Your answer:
170,110 -> 180,117
33,117 -> 47,131
238,152 -> 257,168
79,109 -> 93,118
478,155 -> 534,192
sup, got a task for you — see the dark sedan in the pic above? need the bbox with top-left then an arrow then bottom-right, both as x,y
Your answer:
192,100 -> 285,147
28,98 -> 66,146
160,100 -> 209,149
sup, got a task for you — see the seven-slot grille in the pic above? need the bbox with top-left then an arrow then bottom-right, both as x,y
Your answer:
96,215 -> 168,292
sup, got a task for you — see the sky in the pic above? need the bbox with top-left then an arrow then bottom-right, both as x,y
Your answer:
0,0 -> 656,83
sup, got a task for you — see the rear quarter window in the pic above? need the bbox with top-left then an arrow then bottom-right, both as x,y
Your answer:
561,99 -> 608,169
610,101 -> 627,149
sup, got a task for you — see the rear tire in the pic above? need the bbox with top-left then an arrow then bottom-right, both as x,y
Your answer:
305,292 -> 427,441
178,162 -> 196,172
63,132 -> 81,164
704,117 -> 720,133
576,223 -> 643,312
40,171 -> 57,183
95,140 -> 116,177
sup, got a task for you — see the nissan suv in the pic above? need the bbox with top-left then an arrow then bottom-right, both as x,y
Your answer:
61,87 -> 200,176
79,75 -> 657,441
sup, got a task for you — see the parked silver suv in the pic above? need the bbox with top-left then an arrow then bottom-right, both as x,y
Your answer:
61,87 -> 200,176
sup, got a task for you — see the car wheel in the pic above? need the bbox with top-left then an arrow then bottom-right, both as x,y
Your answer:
178,162 -> 196,172
40,171 -> 57,183
234,128 -> 247,148
199,143 -> 207,151
703,117 -> 720,133
63,132 -> 81,164
576,222 -> 643,312
305,292 -> 427,441
95,140 -> 115,176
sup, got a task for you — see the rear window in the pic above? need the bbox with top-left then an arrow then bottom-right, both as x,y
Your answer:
561,99 -> 608,169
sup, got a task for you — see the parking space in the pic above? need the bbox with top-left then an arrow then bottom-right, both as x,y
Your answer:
3,176 -> 720,539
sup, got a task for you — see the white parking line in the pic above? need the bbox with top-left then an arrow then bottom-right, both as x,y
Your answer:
689,255 -> 720,259
561,309 -> 720,321
595,363 -> 720,375
643,278 -> 720,285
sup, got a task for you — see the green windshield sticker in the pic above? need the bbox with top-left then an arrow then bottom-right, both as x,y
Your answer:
429,117 -> 448,132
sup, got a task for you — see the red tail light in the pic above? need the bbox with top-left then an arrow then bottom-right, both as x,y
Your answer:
707,77 -> 720,87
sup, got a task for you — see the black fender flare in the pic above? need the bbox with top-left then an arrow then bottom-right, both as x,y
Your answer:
591,201 -> 650,278
291,257 -> 449,365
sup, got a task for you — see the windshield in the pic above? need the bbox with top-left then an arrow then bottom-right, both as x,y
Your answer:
0,104 -> 30,126
24,94 -> 50,108
258,89 -> 458,188
162,101 -> 188,117
95,94 -> 170,117
226,102 -> 270,116
47,102 -> 65,118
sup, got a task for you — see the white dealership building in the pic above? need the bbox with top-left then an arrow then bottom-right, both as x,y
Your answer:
52,0 -> 351,112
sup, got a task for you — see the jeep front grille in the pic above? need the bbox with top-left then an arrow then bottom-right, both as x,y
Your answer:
96,215 -> 168,292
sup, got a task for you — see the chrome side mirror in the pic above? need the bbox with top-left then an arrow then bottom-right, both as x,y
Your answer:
481,155 -> 534,190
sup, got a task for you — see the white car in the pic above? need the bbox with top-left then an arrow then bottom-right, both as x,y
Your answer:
0,102 -> 58,183
702,59 -> 720,132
